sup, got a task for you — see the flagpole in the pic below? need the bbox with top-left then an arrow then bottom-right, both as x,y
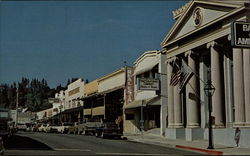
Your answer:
186,63 -> 206,85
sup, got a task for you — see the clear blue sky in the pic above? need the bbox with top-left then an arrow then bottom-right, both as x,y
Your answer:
0,1 -> 187,88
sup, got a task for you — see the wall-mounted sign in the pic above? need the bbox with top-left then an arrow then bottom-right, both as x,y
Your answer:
125,68 -> 135,105
138,78 -> 159,91
48,98 -> 60,103
232,21 -> 250,47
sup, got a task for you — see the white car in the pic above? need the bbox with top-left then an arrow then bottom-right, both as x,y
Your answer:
38,124 -> 47,132
56,123 -> 73,134
44,124 -> 51,133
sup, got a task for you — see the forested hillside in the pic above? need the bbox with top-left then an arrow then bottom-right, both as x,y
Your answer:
0,77 -> 65,112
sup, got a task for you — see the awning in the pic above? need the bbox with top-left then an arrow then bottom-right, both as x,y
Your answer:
123,100 -> 145,109
146,96 -> 161,106
124,96 -> 160,109
83,109 -> 91,115
92,106 -> 105,116
81,86 -> 124,101
62,106 -> 83,114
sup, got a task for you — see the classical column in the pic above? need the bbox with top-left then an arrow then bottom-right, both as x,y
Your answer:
233,48 -> 245,127
243,48 -> 250,126
185,50 -> 200,128
160,52 -> 167,136
173,58 -> 183,128
167,59 -> 174,128
207,41 -> 225,127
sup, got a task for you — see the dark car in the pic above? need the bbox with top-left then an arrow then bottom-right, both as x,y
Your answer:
0,136 -> 4,156
95,122 -> 122,139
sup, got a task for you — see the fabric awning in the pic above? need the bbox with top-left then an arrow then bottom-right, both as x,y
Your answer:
83,108 -> 91,115
92,106 -> 105,116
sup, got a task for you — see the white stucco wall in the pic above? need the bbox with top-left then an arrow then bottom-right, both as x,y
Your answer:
135,53 -> 159,75
98,71 -> 125,93
134,51 -> 160,101
67,79 -> 85,109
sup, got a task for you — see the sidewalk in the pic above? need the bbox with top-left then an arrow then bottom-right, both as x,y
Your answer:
123,131 -> 250,155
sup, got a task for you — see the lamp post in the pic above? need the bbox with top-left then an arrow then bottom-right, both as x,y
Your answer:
140,100 -> 144,134
204,67 -> 215,149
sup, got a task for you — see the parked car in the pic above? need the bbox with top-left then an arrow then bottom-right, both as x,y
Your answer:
67,122 -> 78,134
0,137 -> 4,156
54,123 -> 73,134
77,120 -> 102,135
47,124 -> 58,133
95,122 -> 122,139
26,123 -> 35,132
38,124 -> 47,132
17,123 -> 27,132
44,124 -> 51,133
33,124 -> 40,132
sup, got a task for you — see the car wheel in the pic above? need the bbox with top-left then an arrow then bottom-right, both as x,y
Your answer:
77,130 -> 81,135
101,132 -> 105,139
83,130 -> 86,135
95,132 -> 99,137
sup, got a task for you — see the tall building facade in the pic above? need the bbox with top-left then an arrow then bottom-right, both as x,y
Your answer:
161,0 -> 250,147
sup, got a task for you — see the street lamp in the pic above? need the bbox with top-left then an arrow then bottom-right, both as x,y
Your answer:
140,100 -> 144,134
204,67 -> 215,149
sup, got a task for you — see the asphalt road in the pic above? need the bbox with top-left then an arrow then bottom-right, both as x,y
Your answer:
3,132 -> 201,155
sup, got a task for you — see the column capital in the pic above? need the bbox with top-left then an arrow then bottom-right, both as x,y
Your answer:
228,34 -> 231,41
206,41 -> 218,49
185,50 -> 196,57
165,56 -> 178,64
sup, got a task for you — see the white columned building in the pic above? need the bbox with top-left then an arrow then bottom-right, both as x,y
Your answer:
161,0 -> 250,147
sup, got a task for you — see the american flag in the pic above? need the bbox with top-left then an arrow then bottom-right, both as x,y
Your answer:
179,59 -> 194,92
170,60 -> 193,92
170,63 -> 181,86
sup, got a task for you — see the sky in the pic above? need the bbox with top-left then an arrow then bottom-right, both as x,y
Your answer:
0,1 -> 188,88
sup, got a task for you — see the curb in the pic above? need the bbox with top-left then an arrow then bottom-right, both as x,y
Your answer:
176,145 -> 223,155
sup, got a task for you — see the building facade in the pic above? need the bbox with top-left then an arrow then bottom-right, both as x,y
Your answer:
124,51 -> 167,135
161,0 -> 250,147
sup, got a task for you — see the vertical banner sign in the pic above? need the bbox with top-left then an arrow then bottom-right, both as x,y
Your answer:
231,21 -> 250,47
125,68 -> 135,105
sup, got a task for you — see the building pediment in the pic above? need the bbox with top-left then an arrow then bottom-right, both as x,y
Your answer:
161,0 -> 243,48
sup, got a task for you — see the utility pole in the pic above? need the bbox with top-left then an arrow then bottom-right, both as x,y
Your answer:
15,87 -> 19,127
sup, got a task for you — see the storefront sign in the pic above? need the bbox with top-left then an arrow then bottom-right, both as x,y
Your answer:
232,21 -> 250,47
138,78 -> 159,91
125,68 -> 135,105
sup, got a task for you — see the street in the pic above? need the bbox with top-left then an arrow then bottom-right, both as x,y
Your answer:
3,132 -> 200,155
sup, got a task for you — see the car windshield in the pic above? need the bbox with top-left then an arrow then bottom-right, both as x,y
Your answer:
0,112 -> 8,118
